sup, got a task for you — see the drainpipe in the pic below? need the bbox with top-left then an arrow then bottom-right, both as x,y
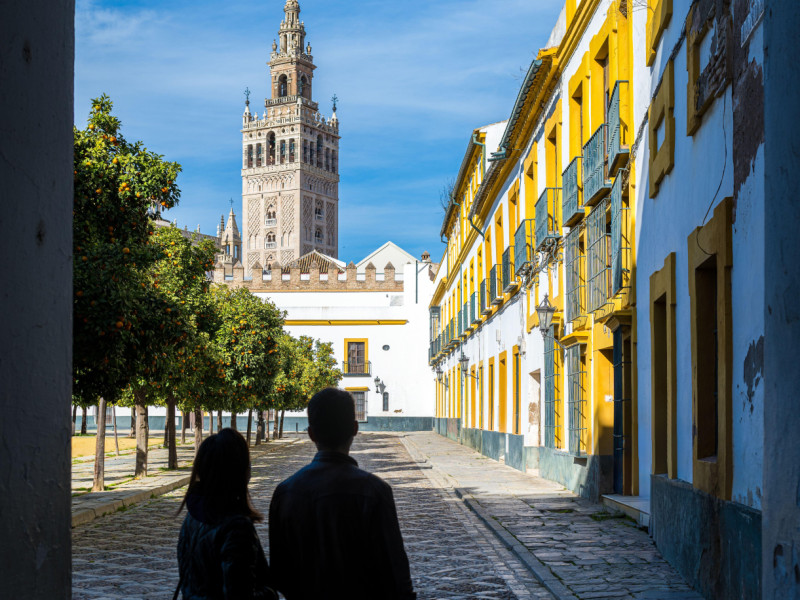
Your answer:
468,133 -> 486,240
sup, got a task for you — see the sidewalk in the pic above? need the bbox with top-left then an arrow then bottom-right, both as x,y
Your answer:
402,432 -> 702,600
72,436 -> 298,528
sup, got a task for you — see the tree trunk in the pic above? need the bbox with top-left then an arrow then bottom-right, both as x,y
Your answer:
72,405 -> 77,436
181,411 -> 187,444
130,405 -> 136,438
134,390 -> 149,479
255,410 -> 264,446
217,410 -> 222,432
112,405 -> 120,456
246,409 -> 253,445
231,410 -> 238,431
167,395 -> 178,469
81,405 -> 87,435
194,407 -> 203,454
91,399 -> 106,492
279,410 -> 285,439
273,410 -> 279,439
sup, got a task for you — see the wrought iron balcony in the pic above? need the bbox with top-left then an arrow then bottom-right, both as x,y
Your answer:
564,227 -> 584,323
586,201 -> 610,313
502,247 -> 518,293
342,361 -> 372,376
562,156 -> 584,228
535,188 -> 561,251
489,265 -> 503,305
514,220 -> 535,277
583,124 -> 611,207
610,176 -> 628,296
265,219 -> 277,227
607,81 -> 630,177
480,279 -> 490,315
471,292 -> 481,326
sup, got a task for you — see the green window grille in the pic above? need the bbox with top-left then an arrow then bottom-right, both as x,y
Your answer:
535,188 -> 561,250
458,309 -> 463,336
429,306 -> 441,345
586,201 -> 610,313
566,344 -> 586,456
514,219 -> 536,276
489,265 -> 500,303
480,279 -> 488,314
462,302 -> 469,334
564,227 -> 584,323
562,156 -> 583,228
583,124 -> 611,206
607,81 -> 630,177
470,291 -> 478,325
610,175 -> 629,296
502,247 -> 517,293
544,326 -> 561,449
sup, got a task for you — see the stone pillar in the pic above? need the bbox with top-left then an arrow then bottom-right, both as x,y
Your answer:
0,0 -> 74,596
762,1 -> 800,597
365,262 -> 377,285
232,260 -> 245,283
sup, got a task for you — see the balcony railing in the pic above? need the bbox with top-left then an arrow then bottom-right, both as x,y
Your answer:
566,345 -> 586,457
535,188 -> 561,250
586,201 -> 610,313
610,176 -> 629,296
342,361 -> 372,376
583,124 -> 611,207
265,242 -> 277,249
489,265 -> 503,305
514,220 -> 535,277
502,247 -> 518,293
480,279 -> 490,315
562,156 -> 583,228
607,81 -> 630,177
471,291 -> 481,326
564,227 -> 584,323
265,219 -> 277,227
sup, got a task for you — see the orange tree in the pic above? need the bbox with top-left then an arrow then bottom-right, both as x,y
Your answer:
209,286 -> 285,427
73,94 -> 181,491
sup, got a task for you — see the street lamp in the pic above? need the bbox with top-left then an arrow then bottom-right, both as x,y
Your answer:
374,376 -> 386,395
435,364 -> 443,383
458,349 -> 478,379
536,293 -> 556,336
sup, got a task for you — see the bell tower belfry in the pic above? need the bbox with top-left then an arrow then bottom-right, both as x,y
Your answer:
240,0 -> 340,272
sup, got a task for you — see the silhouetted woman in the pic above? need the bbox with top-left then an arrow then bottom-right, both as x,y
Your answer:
175,428 -> 277,600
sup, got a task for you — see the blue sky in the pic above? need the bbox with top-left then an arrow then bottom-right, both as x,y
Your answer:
75,0 -> 563,263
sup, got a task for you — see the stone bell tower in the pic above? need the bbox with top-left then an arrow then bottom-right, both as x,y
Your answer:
240,0 -> 340,272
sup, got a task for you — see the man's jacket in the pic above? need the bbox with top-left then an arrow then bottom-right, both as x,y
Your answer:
269,450 -> 417,600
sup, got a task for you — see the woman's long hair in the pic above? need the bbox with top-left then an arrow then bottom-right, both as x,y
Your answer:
178,427 -> 263,522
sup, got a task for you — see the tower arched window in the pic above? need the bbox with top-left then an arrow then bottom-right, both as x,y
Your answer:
247,145 -> 253,169
256,143 -> 262,167
332,150 -> 338,174
309,140 -> 314,166
315,228 -> 323,243
268,133 -> 276,165
303,140 -> 309,164
325,148 -> 330,171
289,139 -> 296,162
278,75 -> 288,97
280,140 -> 286,164
316,135 -> 323,169
265,232 -> 276,249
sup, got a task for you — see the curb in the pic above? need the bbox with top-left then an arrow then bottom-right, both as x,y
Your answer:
400,433 -> 577,600
71,437 -> 299,528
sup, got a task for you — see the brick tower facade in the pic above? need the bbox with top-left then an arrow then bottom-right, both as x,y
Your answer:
240,0 -> 340,271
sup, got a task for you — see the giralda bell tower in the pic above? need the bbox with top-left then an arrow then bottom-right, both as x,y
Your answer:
240,0 -> 340,271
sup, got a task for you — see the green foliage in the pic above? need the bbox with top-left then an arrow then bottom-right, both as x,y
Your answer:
73,95 -> 182,403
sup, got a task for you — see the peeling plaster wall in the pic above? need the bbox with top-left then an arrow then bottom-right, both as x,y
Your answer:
0,1 -> 74,596
762,0 -> 800,597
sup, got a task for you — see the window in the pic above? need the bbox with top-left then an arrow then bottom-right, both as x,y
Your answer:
289,139 -> 296,162
586,201 -> 611,312
315,229 -> 323,243
332,150 -> 338,173
299,75 -> 309,99
344,339 -> 369,376
686,5 -> 723,135
488,361 -> 495,431
648,60 -> 675,198
325,148 -> 330,171
513,347 -> 521,435
316,135 -> 323,168
280,140 -> 286,164
565,227 -> 584,322
646,0 -> 673,67
566,344 -> 587,456
382,392 -> 389,412
265,232 -> 276,249
268,133 -> 276,165
256,144 -> 262,167
351,391 -> 367,422
650,253 -> 677,478
544,326 -> 562,449
478,365 -> 484,429
303,140 -> 309,164
247,145 -> 253,168
498,352 -> 508,433
278,74 -> 288,97
688,197 -> 732,500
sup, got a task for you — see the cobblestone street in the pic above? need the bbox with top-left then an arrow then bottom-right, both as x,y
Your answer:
73,432 -> 701,599
73,433 -> 551,599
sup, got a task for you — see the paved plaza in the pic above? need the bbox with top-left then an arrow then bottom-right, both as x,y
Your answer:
73,432 -> 701,599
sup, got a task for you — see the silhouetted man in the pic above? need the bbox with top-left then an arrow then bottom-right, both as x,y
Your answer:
269,388 -> 416,600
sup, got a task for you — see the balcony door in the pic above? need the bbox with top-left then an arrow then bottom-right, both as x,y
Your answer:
347,341 -> 366,375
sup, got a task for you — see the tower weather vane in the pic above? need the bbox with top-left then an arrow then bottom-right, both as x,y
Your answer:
331,94 -> 338,113
244,87 -> 251,104
229,198 -> 234,210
